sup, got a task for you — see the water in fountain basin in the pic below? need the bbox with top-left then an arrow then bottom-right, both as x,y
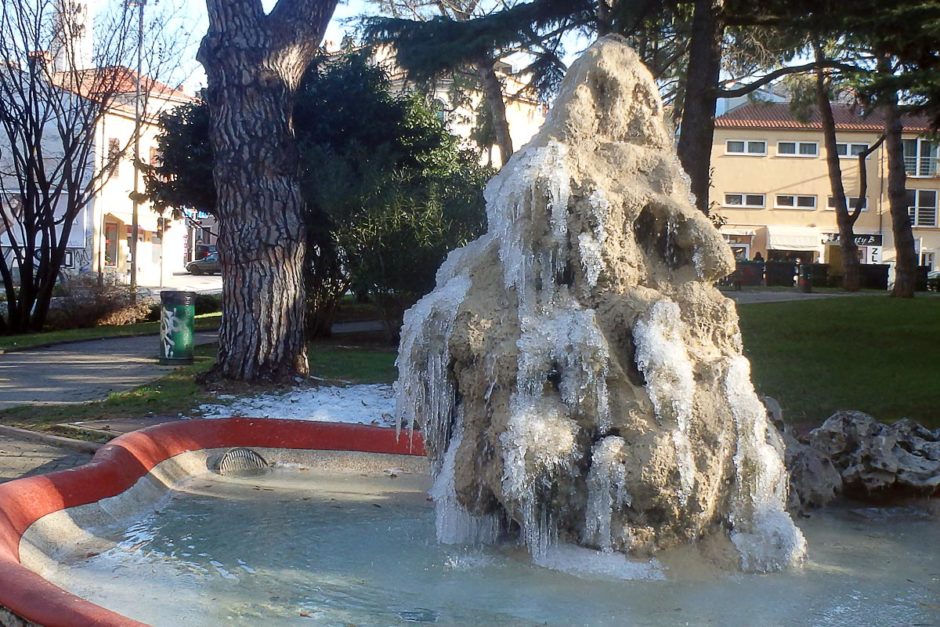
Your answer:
35,465 -> 940,626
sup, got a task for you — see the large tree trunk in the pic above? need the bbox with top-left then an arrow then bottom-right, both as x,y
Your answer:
198,0 -> 337,381
475,56 -> 514,167
884,91 -> 917,298
676,0 -> 723,215
815,60 -> 860,291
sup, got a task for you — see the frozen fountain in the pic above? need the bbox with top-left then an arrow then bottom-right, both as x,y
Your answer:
397,36 -> 807,572
9,37 -> 940,627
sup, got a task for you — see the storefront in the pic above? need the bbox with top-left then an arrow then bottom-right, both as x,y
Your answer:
764,225 -> 823,264
719,227 -> 756,261
823,232 -> 883,270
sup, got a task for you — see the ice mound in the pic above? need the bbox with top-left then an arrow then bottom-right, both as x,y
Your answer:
396,36 -> 805,572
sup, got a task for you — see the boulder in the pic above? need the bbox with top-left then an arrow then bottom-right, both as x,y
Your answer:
808,411 -> 940,497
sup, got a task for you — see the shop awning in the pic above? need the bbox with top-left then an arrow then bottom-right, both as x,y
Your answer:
720,227 -> 756,236
104,207 -> 162,233
765,226 -> 822,251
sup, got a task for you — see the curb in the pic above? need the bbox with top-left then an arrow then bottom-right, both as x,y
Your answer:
0,425 -> 103,454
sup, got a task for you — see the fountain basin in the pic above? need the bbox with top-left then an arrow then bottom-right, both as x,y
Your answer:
0,418 -> 424,626
1,418 -> 938,626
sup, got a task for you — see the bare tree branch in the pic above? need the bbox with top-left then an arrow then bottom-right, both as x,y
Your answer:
717,59 -> 866,98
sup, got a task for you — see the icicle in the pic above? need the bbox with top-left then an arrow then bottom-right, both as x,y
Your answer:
429,410 -> 502,545
633,300 -> 696,505
395,238 -> 494,466
484,140 -> 571,317
516,305 -> 610,425
724,356 -> 807,572
584,436 -> 632,551
499,395 -> 578,558
578,190 -> 610,288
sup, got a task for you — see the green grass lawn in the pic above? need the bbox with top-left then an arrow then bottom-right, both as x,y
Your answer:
0,313 -> 222,352
5,296 -> 936,437
738,296 -> 940,428
309,342 -> 397,383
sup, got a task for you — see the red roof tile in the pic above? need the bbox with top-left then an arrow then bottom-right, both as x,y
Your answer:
53,65 -> 191,104
716,102 -> 932,133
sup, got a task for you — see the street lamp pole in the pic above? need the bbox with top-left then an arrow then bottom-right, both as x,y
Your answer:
129,0 -> 144,297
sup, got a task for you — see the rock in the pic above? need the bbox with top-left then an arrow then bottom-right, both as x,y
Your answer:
762,396 -> 842,511
808,411 -> 940,497
396,36 -> 805,572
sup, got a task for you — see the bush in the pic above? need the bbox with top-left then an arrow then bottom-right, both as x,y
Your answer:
45,274 -> 151,330
194,293 -> 222,315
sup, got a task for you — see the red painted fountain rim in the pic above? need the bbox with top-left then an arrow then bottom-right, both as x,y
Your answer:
0,418 -> 425,627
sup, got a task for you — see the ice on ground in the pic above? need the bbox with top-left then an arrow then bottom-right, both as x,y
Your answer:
197,384 -> 395,426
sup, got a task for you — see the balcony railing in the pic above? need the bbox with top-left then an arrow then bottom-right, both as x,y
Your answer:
904,155 -> 939,178
908,206 -> 938,228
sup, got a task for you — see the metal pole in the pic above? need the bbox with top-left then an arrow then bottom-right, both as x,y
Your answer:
158,216 -> 164,287
129,0 -> 144,297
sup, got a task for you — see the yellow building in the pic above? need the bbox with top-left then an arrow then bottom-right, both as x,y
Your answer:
711,102 -> 938,279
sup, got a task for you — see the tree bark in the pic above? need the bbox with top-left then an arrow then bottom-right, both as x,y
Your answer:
884,90 -> 917,298
676,0 -> 723,215
815,58 -> 860,291
475,56 -> 514,167
198,0 -> 337,380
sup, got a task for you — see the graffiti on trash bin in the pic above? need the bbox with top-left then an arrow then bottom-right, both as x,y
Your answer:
161,307 -> 181,358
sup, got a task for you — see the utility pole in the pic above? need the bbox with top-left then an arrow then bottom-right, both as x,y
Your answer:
129,0 -> 145,298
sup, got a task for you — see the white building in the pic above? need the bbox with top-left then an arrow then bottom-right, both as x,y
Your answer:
0,0 -> 193,288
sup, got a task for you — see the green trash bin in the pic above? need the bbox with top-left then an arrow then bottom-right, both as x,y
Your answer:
159,290 -> 196,364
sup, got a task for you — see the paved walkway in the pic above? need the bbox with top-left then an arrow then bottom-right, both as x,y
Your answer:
0,332 -> 217,410
0,320 -> 384,483
0,433 -> 93,483
723,289 -> 860,305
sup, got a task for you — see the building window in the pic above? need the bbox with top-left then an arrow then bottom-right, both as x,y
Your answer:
723,193 -> 765,208
726,140 -> 766,156
907,189 -> 938,227
775,194 -> 817,209
826,196 -> 868,211
836,142 -> 870,158
922,251 -> 936,270
903,138 -> 938,177
777,141 -> 818,157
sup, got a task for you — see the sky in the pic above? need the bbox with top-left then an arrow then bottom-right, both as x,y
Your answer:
177,0 -> 377,92
86,0 -> 376,93
86,0 -> 589,96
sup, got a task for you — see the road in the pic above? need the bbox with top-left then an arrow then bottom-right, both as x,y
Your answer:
140,272 -> 222,295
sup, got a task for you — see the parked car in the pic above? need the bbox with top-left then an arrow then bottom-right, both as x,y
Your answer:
186,252 -> 220,275
195,244 -> 217,260
928,270 -> 940,292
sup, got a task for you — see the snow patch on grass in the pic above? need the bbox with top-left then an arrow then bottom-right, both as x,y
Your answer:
198,384 -> 395,426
